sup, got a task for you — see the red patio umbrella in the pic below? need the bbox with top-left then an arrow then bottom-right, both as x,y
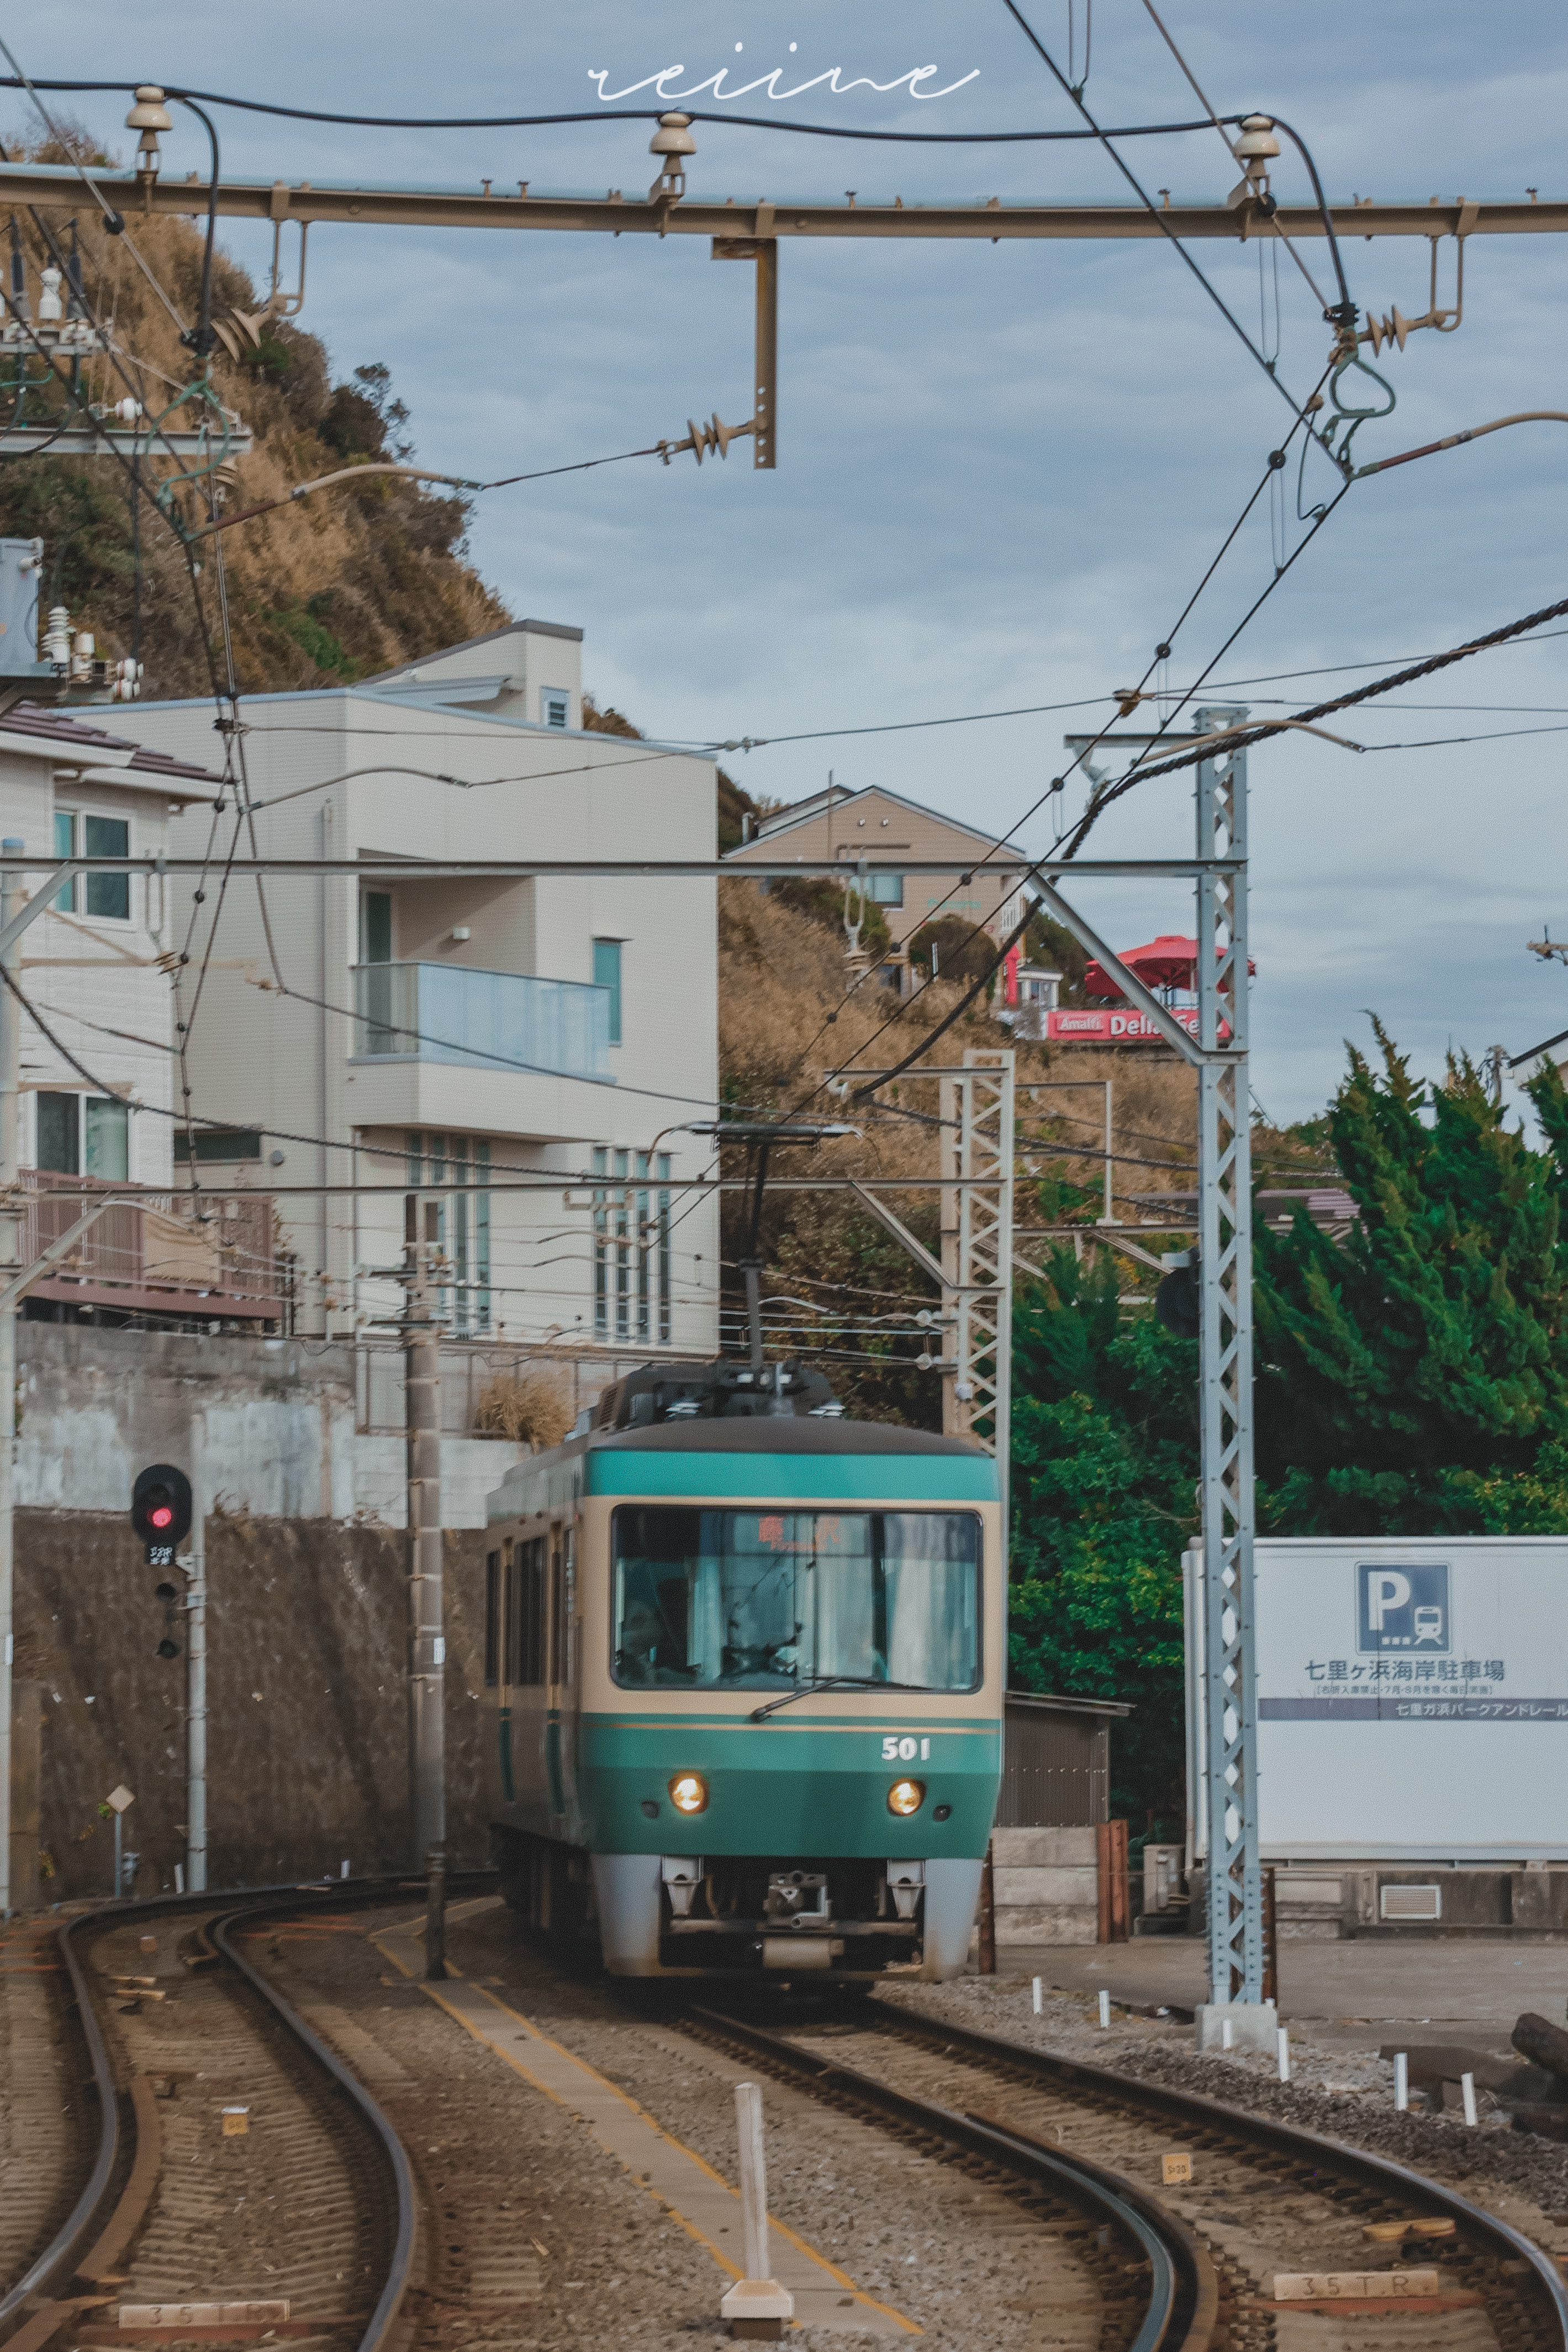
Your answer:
1083,934 -> 1255,1001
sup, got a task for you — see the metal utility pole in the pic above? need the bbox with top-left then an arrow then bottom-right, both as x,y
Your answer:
1030,719 -> 1261,2007
181,1450 -> 208,1893
0,840 -> 20,1918
1193,708 -> 1260,2007
845,1050 -> 1016,1507
404,1239 -> 446,1889
939,1051 -> 1016,1529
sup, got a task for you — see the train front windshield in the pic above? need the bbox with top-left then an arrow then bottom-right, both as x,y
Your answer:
611,1506 -> 980,1691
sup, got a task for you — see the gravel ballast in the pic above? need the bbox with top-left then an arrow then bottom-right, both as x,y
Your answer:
879,1971 -> 1568,2258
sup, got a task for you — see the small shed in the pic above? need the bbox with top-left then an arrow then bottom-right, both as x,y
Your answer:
992,1692 -> 1135,1946
998,1691 -> 1134,1828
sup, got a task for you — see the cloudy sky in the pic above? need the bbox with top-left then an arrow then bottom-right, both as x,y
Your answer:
27,0 -> 1568,1122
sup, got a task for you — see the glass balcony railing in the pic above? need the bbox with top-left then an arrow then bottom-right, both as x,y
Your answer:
351,961 -> 612,1082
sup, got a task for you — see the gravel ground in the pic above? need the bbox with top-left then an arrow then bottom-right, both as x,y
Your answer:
446,1903 -> 1119,2352
878,1972 -> 1568,2250
261,1907 -> 726,2352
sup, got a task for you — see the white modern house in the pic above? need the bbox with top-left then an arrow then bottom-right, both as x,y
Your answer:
0,704 -> 289,1326
125,618 -> 722,1352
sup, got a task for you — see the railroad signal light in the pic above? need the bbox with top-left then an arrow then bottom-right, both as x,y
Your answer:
131,1463 -> 193,1567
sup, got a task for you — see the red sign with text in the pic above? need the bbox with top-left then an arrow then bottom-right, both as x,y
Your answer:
1047,1006 -> 1229,1044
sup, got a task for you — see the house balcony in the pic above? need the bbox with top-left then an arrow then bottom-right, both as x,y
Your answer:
19,1172 -> 285,1325
350,962 -> 611,1083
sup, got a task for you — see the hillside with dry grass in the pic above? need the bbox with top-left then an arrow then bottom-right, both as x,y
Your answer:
0,126 -> 508,697
718,876 -> 1208,1421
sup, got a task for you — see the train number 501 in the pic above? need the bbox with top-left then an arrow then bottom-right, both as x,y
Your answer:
881,1736 -> 932,1762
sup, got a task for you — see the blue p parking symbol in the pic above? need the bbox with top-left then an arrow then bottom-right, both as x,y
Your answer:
1356,1563 -> 1451,1653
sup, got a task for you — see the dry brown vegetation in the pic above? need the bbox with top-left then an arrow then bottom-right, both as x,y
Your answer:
718,879 -> 1204,1420
472,1370 -> 575,1451
0,128 -> 508,697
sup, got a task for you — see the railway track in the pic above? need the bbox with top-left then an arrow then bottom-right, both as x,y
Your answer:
684,1998 -> 1568,2352
0,1884 -> 452,2352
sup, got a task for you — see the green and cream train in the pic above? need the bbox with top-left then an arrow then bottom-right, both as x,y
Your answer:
482,1359 -> 1004,1981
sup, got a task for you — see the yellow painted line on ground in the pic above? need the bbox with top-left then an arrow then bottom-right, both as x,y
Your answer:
371,1916 -> 918,2335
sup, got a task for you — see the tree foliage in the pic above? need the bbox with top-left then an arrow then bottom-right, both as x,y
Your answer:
1255,1026 -> 1568,1533
1009,1247 -> 1197,1824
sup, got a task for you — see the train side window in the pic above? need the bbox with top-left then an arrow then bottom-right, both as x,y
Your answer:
505,1541 -> 520,1685
516,1536 -> 547,1686
548,1538 -> 564,1686
484,1552 -> 501,1687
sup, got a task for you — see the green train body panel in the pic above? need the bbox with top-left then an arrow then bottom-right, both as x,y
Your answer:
576,1715 -> 1001,1857
584,1449 -> 999,1503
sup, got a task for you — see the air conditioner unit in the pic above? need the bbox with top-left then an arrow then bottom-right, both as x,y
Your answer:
1380,1883 -> 1442,1922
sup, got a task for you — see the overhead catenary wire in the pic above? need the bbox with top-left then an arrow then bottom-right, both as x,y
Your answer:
0,77 -> 1258,143
995,0 -> 1343,419
842,554 -> 1558,1103
799,412 -> 1336,1104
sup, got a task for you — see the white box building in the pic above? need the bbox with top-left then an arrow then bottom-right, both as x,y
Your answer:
124,620 -> 721,1351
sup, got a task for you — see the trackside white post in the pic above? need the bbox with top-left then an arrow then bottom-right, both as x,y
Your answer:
1098,1989 -> 1110,2028
738,2082 -> 768,2281
720,2083 -> 793,2337
1033,1976 -> 1043,2015
1395,2053 -> 1408,2111
1221,2017 -> 1233,2051
1461,2071 -> 1477,2127
1277,2027 -> 1290,2082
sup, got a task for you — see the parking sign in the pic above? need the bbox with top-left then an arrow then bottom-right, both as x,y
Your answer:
1357,1562 -> 1450,1653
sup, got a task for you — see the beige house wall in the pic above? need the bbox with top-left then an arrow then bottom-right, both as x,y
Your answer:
724,783 -> 1026,959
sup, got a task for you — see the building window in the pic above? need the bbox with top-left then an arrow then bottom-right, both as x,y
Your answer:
594,1145 -> 671,1342
404,1131 -> 491,1332
361,889 -> 393,962
542,689 -> 569,729
866,873 -> 904,905
174,1127 -> 262,1164
35,1091 -> 128,1179
592,938 -> 622,1045
53,809 -> 77,912
84,814 -> 130,921
36,1091 -> 78,1174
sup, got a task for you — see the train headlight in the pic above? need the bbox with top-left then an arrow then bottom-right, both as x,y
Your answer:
669,1771 -> 709,1815
887,1777 -> 926,1817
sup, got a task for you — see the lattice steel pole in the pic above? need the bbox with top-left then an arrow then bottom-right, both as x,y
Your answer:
1194,708 -> 1262,2006
940,1051 -> 1015,1530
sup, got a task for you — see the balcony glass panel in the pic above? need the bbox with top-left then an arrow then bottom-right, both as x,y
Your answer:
351,962 -> 611,1082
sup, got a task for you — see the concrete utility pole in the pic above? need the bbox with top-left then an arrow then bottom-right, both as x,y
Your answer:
404,1240 -> 446,1887
0,840 -> 20,1917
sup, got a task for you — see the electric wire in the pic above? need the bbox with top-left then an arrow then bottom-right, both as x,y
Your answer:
996,0 -> 1332,419
1134,0 -> 1332,313
0,79 -> 1259,144
1071,582 -> 1568,802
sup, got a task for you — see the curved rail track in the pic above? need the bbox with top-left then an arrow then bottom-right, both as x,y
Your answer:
687,1999 -> 1568,2352
0,1880 -> 484,2352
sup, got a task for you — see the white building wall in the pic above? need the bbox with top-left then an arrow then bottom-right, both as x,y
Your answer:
125,650 -> 720,1352
0,746 -> 184,1186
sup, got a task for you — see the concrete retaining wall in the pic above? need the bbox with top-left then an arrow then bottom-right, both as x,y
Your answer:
13,1508 -> 494,1900
15,1324 -> 525,1527
992,1826 -> 1099,1944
